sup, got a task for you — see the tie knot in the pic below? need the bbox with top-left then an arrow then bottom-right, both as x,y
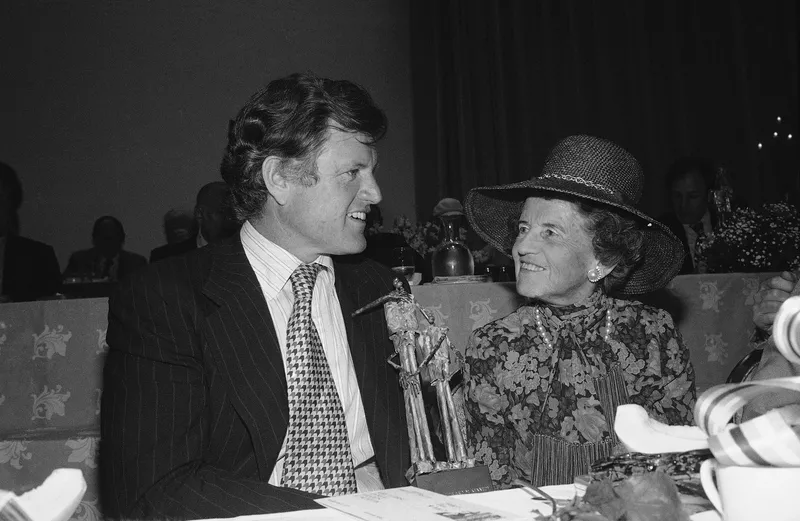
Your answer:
691,222 -> 705,235
290,263 -> 323,302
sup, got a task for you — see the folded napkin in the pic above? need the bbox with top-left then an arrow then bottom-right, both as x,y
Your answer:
614,404 -> 709,454
774,295 -> 800,365
0,469 -> 86,521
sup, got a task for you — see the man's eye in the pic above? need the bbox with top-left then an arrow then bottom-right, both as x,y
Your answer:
517,224 -> 529,234
346,169 -> 359,178
543,229 -> 557,238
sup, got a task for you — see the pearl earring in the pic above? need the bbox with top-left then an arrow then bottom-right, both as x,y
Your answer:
588,267 -> 602,283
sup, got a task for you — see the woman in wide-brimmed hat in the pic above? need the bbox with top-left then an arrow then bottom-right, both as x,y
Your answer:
462,135 -> 697,488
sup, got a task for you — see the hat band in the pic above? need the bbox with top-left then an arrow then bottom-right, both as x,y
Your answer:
540,173 -> 616,197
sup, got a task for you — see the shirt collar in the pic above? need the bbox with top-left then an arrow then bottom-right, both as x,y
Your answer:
196,229 -> 208,248
240,220 -> 334,301
682,210 -> 712,233
701,210 -> 712,229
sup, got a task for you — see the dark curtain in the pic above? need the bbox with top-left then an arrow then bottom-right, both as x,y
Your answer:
410,0 -> 798,221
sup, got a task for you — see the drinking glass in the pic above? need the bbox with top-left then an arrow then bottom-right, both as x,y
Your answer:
391,247 -> 416,282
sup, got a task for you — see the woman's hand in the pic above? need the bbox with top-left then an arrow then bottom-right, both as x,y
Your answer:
753,271 -> 799,332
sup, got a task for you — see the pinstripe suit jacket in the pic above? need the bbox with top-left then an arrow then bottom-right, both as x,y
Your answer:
100,238 -> 410,519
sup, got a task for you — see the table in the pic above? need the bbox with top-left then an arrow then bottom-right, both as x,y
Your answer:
411,272 -> 773,394
189,486 -> 718,520
0,273 -> 770,519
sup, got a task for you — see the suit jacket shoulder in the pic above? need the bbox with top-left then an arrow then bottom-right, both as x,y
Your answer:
149,237 -> 197,263
3,235 -> 61,301
7,235 -> 57,257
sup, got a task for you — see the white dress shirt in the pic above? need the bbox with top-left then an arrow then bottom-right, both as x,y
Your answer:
240,221 -> 383,492
682,210 -> 713,268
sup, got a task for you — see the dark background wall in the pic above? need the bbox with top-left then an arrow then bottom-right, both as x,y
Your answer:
410,1 -> 798,222
1,0 -> 416,267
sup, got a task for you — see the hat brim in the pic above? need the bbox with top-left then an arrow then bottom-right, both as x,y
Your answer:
464,177 -> 686,295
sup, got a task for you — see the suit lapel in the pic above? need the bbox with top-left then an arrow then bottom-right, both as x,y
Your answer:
334,261 -> 399,479
334,264 -> 383,415
201,239 -> 289,478
335,266 -> 370,404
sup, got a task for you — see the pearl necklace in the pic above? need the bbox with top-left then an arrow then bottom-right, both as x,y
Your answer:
533,306 -> 612,350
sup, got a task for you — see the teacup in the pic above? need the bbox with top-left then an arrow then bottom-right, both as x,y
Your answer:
700,459 -> 800,521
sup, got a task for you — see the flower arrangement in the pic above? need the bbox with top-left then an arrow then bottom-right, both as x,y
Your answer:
695,202 -> 800,273
369,215 -> 493,265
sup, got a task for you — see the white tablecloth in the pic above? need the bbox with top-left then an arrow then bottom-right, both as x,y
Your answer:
194,486 -> 719,521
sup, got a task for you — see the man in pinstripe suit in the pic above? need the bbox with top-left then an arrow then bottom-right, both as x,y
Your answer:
100,73 -> 411,518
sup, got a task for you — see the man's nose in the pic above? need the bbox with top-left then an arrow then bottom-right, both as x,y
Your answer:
360,173 -> 382,204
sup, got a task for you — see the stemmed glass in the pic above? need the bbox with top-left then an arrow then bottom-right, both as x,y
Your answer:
390,246 -> 416,282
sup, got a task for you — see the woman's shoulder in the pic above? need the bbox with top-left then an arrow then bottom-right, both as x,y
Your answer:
466,306 -> 537,361
472,306 -> 532,335
608,296 -> 676,327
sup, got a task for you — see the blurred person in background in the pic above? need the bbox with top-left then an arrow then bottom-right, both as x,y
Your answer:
0,162 -> 61,301
150,181 -> 240,263
162,208 -> 196,245
64,216 -> 147,281
657,156 -> 717,275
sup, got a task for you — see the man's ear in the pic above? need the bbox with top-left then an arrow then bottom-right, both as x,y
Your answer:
261,156 -> 291,205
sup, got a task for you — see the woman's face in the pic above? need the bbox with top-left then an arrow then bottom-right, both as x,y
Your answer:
512,197 -> 600,305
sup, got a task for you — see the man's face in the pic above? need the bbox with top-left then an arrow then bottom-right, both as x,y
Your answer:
200,202 -> 239,243
278,128 -> 381,262
93,221 -> 124,257
671,170 -> 709,225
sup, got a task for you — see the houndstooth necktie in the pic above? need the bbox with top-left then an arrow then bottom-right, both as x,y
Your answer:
280,263 -> 357,495
691,222 -> 707,274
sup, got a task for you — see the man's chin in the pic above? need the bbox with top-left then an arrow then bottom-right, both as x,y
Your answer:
329,237 -> 367,256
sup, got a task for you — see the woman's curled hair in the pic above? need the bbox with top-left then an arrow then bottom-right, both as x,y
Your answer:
575,200 -> 645,294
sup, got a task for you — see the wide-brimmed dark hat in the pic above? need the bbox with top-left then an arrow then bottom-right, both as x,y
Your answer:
464,134 -> 685,294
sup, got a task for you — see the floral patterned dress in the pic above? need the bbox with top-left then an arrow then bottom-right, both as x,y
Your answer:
464,290 -> 696,488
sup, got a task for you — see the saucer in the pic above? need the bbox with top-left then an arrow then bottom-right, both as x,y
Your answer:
432,275 -> 490,284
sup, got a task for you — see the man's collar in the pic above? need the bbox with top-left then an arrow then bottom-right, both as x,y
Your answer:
682,210 -> 712,232
701,210 -> 712,229
240,221 -> 333,301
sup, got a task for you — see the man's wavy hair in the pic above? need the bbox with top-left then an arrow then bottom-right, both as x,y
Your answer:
220,72 -> 387,222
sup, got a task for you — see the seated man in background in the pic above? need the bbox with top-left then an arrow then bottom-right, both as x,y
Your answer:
100,72 -> 410,518
0,162 -> 61,301
657,156 -> 717,274
150,181 -> 239,263
741,270 -> 800,420
162,208 -> 196,245
64,216 -> 147,281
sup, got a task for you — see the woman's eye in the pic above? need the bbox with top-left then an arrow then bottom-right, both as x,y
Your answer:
517,224 -> 529,234
543,229 -> 557,238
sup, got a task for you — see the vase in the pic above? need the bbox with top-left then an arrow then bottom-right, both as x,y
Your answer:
431,214 -> 474,278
